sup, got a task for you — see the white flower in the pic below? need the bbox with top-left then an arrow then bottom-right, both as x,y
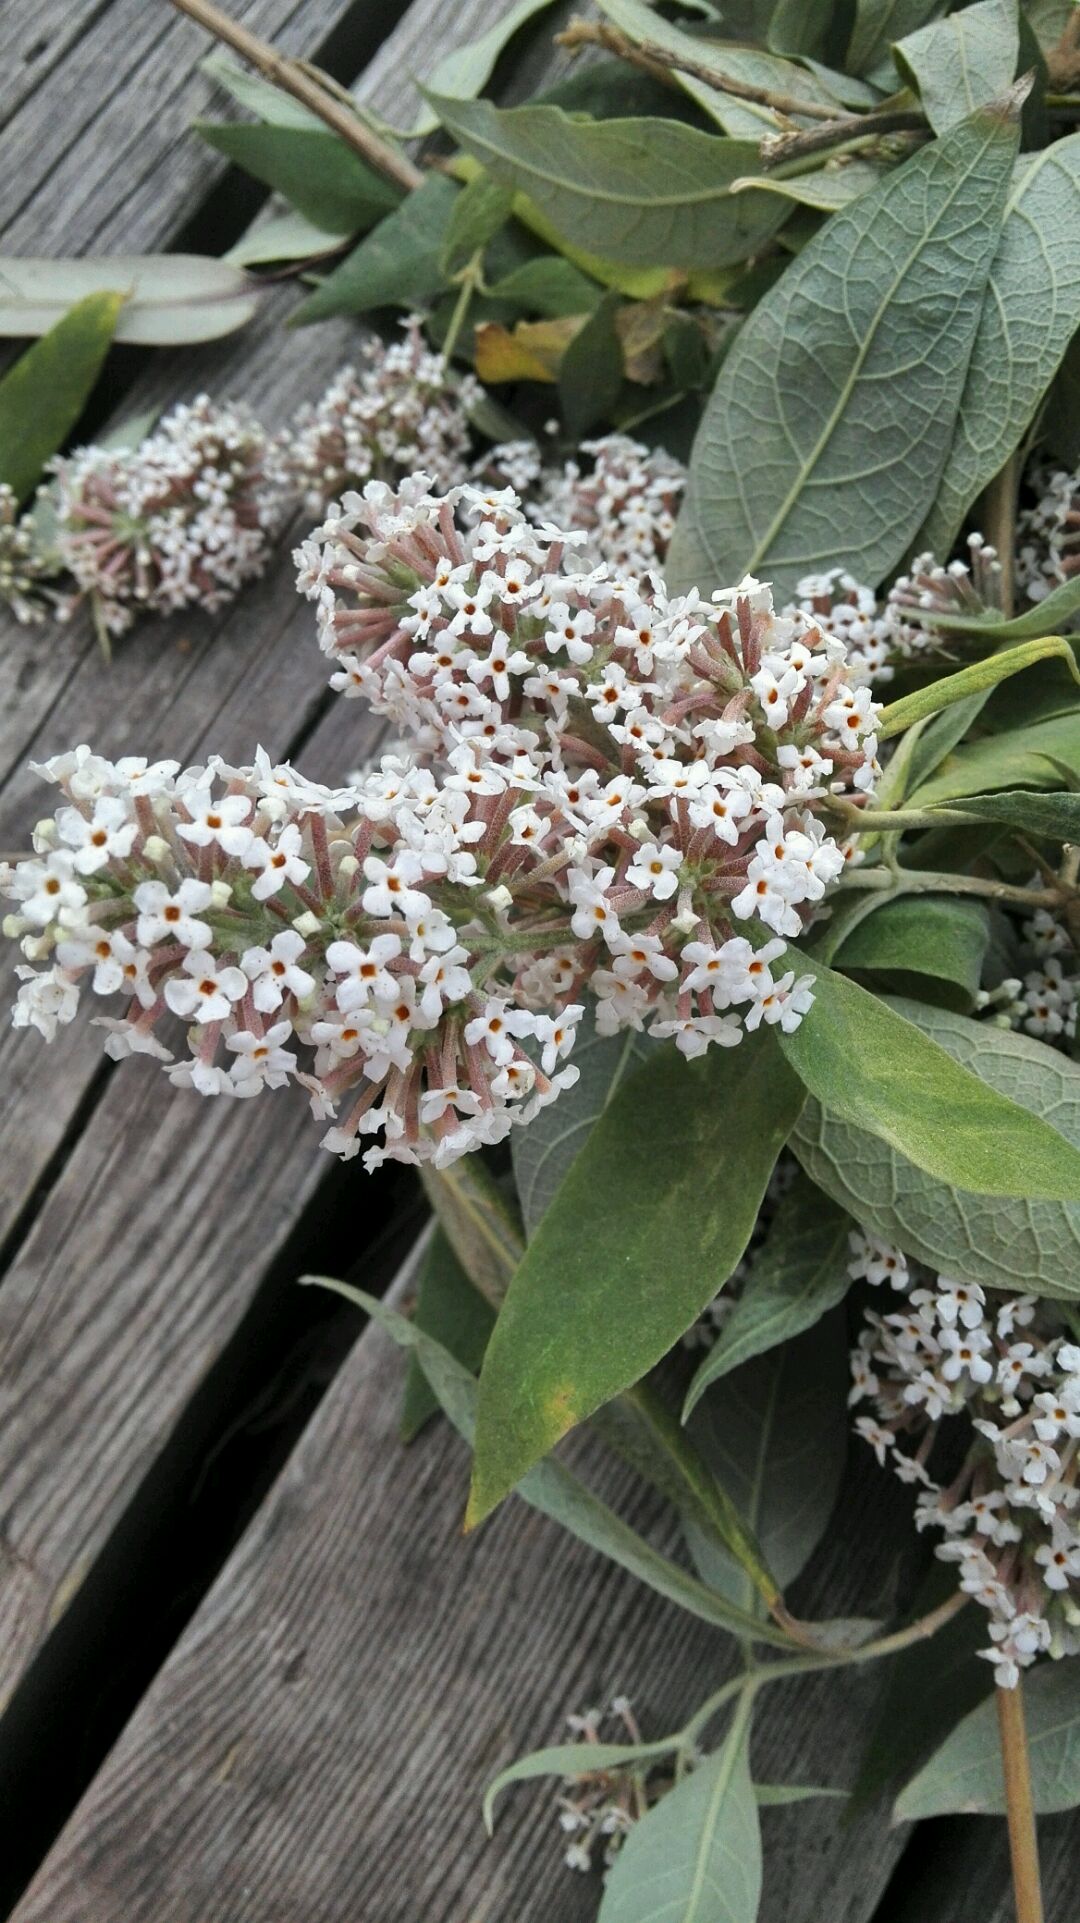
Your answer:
163,951 -> 249,1023
244,823 -> 311,900
56,798 -> 138,874
327,934 -> 402,1010
626,841 -> 681,901
12,964 -> 80,1039
226,1022 -> 297,1093
133,877 -> 214,948
177,789 -> 255,858
241,930 -> 315,1011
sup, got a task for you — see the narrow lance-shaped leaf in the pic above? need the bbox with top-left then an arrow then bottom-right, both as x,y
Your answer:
425,94 -> 791,270
667,93 -> 1021,601
410,0 -> 562,137
400,1227 -> 494,1443
905,709 -> 1080,807
685,1173 -> 853,1401
0,290 -> 124,503
309,1278 -> 799,1649
935,789 -> 1080,842
598,1703 -> 762,1923
485,1738 -> 682,1834
892,0 -> 1019,135
792,998 -> 1080,1295
896,1658 -> 1080,1817
0,255 -> 260,346
878,636 -> 1080,739
916,133 -> 1080,555
831,895 -> 991,1012
469,1032 -> 805,1528
779,954 -> 1080,1200
293,174 -> 458,323
196,122 -> 401,234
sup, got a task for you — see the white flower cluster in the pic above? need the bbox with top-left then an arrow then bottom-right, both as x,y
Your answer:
0,483 -> 57,626
3,474 -> 877,1167
53,396 -> 290,636
849,1230 -> 1080,1688
887,531 -> 1004,629
287,318 -> 481,512
978,900 -> 1078,1046
555,1698 -> 683,1874
787,570 -> 919,685
1017,464 -> 1080,603
527,433 -> 686,576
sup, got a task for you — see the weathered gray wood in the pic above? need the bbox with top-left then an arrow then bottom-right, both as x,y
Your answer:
9,1287 -> 918,1923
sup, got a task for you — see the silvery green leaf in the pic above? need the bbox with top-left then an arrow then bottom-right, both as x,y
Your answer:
0,254 -> 260,345
410,0 -> 562,137
598,1713 -> 762,1923
896,1657 -> 1080,1817
424,95 -> 790,270
792,997 -> 1080,1295
1021,0 -> 1075,55
905,709 -> 1080,806
846,0 -> 949,79
200,51 -> 325,130
915,133 -> 1080,554
733,158 -> 885,214
595,0 -> 840,135
667,95 -> 1019,601
226,211 -> 347,268
893,0 -> 1019,133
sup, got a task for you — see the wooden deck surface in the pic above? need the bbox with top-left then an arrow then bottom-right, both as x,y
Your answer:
0,3 -> 1073,1916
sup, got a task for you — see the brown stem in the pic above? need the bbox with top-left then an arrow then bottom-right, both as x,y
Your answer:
997,1683 -> 1044,1923
763,108 -> 928,168
979,447 -> 1020,620
556,16 -> 839,121
167,0 -> 424,192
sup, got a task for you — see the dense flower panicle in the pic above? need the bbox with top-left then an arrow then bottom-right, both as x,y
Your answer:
528,434 -> 686,575
0,483 -> 57,626
285,320 -> 482,511
1017,464 -> 1080,602
555,1699 -> 684,1874
887,530 -> 1005,627
52,397 -> 290,635
977,899 -> 1078,1045
849,1233 -> 1080,1688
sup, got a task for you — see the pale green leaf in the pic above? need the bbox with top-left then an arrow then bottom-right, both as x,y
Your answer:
832,895 -> 991,1009
512,1003 -> 657,1237
425,95 -> 790,269
598,1714 -> 762,1923
195,122 -> 401,234
469,1032 -> 805,1527
893,0 -> 1019,133
733,158 -> 886,213
878,636 -> 1080,739
293,174 -> 457,323
906,710 -> 1080,806
0,291 -> 123,502
916,134 -> 1080,554
684,1174 -> 852,1402
410,0 -> 562,137
754,1782 -> 848,1804
667,97 -> 1019,600
847,0 -> 949,78
0,254 -> 260,346
201,51 -> 325,129
226,210 -> 346,267
400,1227 -> 494,1442
792,997 -> 1080,1295
896,1658 -> 1080,1817
780,956 -> 1080,1199
936,788 -> 1080,841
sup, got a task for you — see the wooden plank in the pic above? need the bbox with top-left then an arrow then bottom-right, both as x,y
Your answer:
9,1290 -> 919,1923
880,1801 -> 1078,1921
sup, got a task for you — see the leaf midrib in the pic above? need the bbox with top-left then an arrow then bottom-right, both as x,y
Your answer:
441,103 -> 755,211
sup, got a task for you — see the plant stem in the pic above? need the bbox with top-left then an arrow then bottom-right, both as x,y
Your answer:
997,1682 -> 1044,1923
763,108 -> 928,168
440,255 -> 482,365
839,865 -> 1065,911
832,804 -> 984,834
556,17 -> 839,121
979,448 -> 1020,621
167,0 -> 424,191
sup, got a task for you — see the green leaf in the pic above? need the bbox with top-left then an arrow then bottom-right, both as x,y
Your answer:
685,1313 -> 849,1608
411,0 -> 562,137
733,158 -> 886,214
846,0 -> 949,78
684,1174 -> 852,1404
400,1228 -> 494,1442
485,255 -> 603,317
753,1782 -> 848,1805
512,1005 -> 657,1237
484,1738 -> 681,1834
1023,0 -> 1075,54
893,0 -> 1019,134
0,291 -> 123,502
896,1658 -> 1080,1818
878,637 -> 1080,739
1043,327 -> 1080,470
900,572 -> 1080,643
883,693 -> 994,806
293,174 -> 458,323
667,95 -> 1020,601
469,1032 -> 805,1527
595,0 -> 841,136
0,254 -> 259,346
906,710 -> 1080,807
915,134 -> 1080,555
421,1157 -> 522,1306
225,210 -> 346,268
195,122 -> 401,234
439,173 -> 515,276
792,997 -> 1080,1294
780,955 -> 1080,1199
937,788 -> 1080,842
768,0 -> 834,59
425,95 -> 790,270
311,1278 -> 798,1648
597,1709 -> 762,1923
559,291 -> 624,439
201,51 -> 325,130
832,895 -> 991,1010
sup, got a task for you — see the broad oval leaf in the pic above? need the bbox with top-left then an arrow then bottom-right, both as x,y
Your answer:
0,291 -> 123,503
896,1657 -> 1080,1817
195,122 -> 401,234
684,1173 -> 853,1403
0,255 -> 260,346
893,0 -> 1019,134
916,133 -> 1080,554
832,895 -> 991,1011
667,95 -> 1020,600
598,1710 -> 762,1923
425,95 -> 790,269
792,997 -> 1080,1294
779,956 -> 1080,1200
469,1032 -> 805,1526
512,1002 -> 657,1237
846,0 -> 948,78
878,637 -> 1080,739
293,173 -> 457,323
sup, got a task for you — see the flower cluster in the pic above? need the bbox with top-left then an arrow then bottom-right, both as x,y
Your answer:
286,319 -> 481,512
887,530 -> 1005,629
528,433 -> 686,575
1017,464 -> 1080,603
0,483 -> 57,626
977,899 -> 1078,1046
849,1231 -> 1080,1688
554,1698 -> 684,1874
53,396 -> 290,637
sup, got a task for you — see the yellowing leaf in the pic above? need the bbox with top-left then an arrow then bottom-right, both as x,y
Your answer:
473,316 -> 584,381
